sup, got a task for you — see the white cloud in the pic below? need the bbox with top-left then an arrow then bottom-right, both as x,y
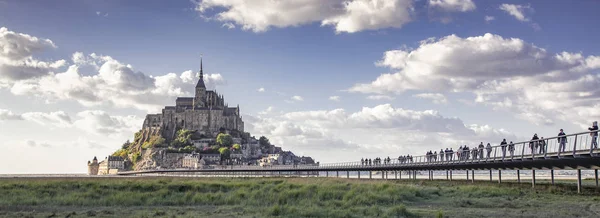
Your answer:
429,0 -> 476,12
258,106 -> 274,115
73,110 -> 141,136
247,104 -> 515,162
257,87 -> 265,92
485,15 -> 495,22
367,95 -> 394,100
329,96 -> 340,101
0,27 -> 228,113
21,111 -> 72,128
196,0 -> 414,33
25,140 -> 53,148
499,4 -> 531,22
222,22 -> 235,29
291,95 -> 304,101
413,93 -> 448,104
0,27 -> 66,81
350,33 -> 600,128
0,109 -> 22,120
321,0 -> 414,33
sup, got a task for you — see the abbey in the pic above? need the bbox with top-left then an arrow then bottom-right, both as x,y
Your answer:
142,59 -> 244,140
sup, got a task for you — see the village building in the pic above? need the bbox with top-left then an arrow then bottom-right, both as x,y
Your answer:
98,156 -> 125,175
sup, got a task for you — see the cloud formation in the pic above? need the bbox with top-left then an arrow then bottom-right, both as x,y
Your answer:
0,27 -> 227,112
429,0 -> 476,12
350,33 -> 600,127
499,4 -> 531,22
0,27 -> 66,81
196,0 -> 415,33
247,104 -> 515,162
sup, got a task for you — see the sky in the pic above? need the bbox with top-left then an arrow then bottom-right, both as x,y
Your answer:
0,0 -> 599,173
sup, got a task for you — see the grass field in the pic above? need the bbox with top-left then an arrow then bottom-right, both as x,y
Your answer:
1,177 -> 599,218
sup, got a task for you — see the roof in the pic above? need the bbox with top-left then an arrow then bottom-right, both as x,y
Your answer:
176,97 -> 193,101
196,77 -> 206,89
107,156 -> 124,161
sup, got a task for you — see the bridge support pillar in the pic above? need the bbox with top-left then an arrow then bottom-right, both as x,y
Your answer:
577,169 -> 582,194
336,171 -> 339,178
551,170 -> 555,185
369,171 -> 372,179
347,171 -> 349,179
490,170 -> 492,182
471,170 -> 475,183
450,171 -> 453,181
532,170 -> 536,189
498,170 -> 502,184
446,171 -> 448,180
414,171 -> 417,180
326,171 -> 329,177
358,171 -> 361,179
595,169 -> 599,187
382,171 -> 385,179
517,170 -> 520,183
466,170 -> 469,181
395,171 -> 398,179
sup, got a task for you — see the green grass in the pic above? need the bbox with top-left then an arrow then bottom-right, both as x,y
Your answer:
0,177 -> 599,217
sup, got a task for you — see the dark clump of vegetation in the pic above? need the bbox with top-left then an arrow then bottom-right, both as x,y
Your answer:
0,177 -> 599,217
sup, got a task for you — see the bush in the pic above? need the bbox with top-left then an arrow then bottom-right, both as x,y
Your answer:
217,133 -> 233,147
131,152 -> 141,162
385,204 -> 413,218
112,149 -> 128,158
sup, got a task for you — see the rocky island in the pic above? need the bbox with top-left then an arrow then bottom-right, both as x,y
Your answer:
88,60 -> 315,174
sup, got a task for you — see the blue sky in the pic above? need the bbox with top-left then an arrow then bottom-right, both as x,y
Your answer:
0,0 -> 599,173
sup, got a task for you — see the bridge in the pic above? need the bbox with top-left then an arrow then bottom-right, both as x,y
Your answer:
119,130 -> 600,193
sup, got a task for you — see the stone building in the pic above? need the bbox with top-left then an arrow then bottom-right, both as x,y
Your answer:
182,153 -> 205,169
98,156 -> 125,175
87,156 -> 99,175
141,59 -> 244,141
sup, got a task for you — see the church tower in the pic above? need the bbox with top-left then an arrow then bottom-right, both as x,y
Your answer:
194,58 -> 206,108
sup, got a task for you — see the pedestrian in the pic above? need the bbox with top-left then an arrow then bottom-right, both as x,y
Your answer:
440,149 -> 445,161
500,139 -> 508,158
539,137 -> 546,154
558,129 -> 567,153
508,141 -> 515,157
486,143 -> 492,158
530,134 -> 539,154
589,121 -> 598,149
361,158 -> 364,166
478,142 -> 484,159
434,151 -> 438,162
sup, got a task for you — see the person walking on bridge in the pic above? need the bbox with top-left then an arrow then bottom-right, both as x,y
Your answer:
361,158 -> 365,166
539,137 -> 546,154
440,149 -> 445,161
530,134 -> 539,154
478,142 -> 485,159
500,139 -> 508,158
589,121 -> 598,149
486,143 -> 492,158
508,141 -> 515,157
558,129 -> 567,153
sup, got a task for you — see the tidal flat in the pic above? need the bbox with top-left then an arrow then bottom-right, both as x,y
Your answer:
1,177 -> 599,217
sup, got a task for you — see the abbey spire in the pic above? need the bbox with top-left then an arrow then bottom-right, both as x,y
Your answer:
196,58 -> 206,89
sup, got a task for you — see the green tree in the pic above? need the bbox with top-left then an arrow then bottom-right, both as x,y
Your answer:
259,136 -> 270,146
232,144 -> 241,150
122,140 -> 131,149
171,129 -> 193,148
219,147 -> 231,164
216,133 -> 233,147
112,149 -> 128,158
